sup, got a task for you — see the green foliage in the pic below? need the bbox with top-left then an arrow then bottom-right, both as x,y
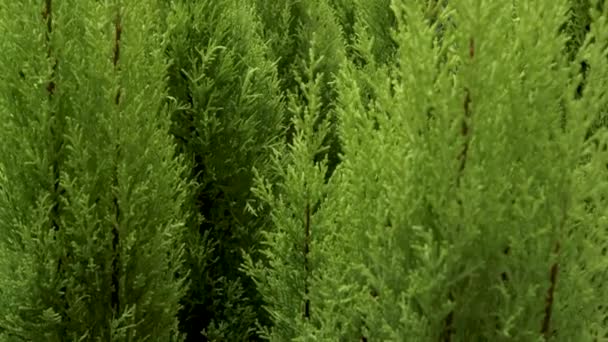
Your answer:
0,0 -> 189,340
254,0 -> 346,181
252,0 -> 301,92
560,0 -> 608,138
352,0 -> 399,66
242,47 -> 336,342
0,0 -> 607,340
249,0 -> 608,341
562,0 -> 606,59
163,0 -> 284,340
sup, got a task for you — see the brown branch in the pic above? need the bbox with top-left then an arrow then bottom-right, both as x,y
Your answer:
457,37 -> 475,183
111,146 -> 121,313
540,182 -> 568,340
501,246 -> 510,282
457,87 -> 472,178
303,201 -> 311,319
111,11 -> 123,315
440,292 -> 456,342
541,241 -> 560,340
43,0 -> 60,229
469,37 -> 475,59
113,13 -> 122,104
442,36 -> 476,342
43,0 -> 69,335
42,0 -> 57,96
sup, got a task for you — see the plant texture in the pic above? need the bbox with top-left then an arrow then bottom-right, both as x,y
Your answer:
0,0 -> 190,340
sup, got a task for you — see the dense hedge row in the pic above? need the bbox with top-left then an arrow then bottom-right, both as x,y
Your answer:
0,0 -> 607,341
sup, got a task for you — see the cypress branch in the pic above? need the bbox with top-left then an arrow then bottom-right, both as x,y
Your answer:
303,201 -> 311,320
110,9 -> 122,317
0,1 -> 189,338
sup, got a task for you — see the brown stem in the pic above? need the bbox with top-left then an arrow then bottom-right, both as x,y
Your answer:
501,246 -> 511,282
440,292 -> 456,342
457,87 -> 472,180
441,36 -> 476,342
111,11 -> 122,315
113,12 -> 122,104
303,201 -> 311,319
43,0 -> 56,96
456,37 -> 475,184
111,146 -> 121,314
541,241 -> 560,340
43,0 -> 59,230
42,0 -> 72,336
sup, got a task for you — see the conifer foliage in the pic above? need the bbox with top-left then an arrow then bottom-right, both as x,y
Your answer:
253,0 -> 346,181
0,0 -> 189,340
242,44 -> 341,342
249,0 -> 608,340
242,1 -> 348,340
163,0 -> 284,340
0,0 -> 607,341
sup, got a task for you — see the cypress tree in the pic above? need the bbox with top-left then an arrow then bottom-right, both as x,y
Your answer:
351,0 -> 399,66
561,0 -> 607,137
163,0 -> 284,340
0,0 -> 189,340
242,45 -> 339,342
252,0 -> 302,93
278,0 -> 608,340
253,0 -> 346,181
